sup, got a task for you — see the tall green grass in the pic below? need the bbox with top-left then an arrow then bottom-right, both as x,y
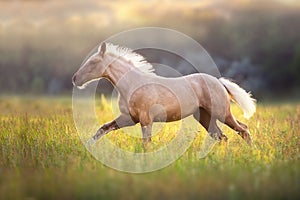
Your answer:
0,96 -> 299,199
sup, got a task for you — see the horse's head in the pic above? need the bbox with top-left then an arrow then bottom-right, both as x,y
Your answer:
72,42 -> 108,89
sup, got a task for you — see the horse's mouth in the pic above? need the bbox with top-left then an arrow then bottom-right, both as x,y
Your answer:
76,84 -> 87,90
72,75 -> 88,89
73,79 -> 99,90
72,79 -> 86,89
73,82 -> 87,89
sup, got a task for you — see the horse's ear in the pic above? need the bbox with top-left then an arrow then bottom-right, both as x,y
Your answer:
98,42 -> 106,56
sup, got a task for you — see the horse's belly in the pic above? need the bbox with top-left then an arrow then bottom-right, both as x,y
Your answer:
151,100 -> 198,122
128,80 -> 199,123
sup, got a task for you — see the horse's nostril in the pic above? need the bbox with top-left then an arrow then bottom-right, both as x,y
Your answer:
72,75 -> 77,84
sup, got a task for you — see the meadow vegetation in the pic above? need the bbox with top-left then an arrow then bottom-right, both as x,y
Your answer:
0,96 -> 299,199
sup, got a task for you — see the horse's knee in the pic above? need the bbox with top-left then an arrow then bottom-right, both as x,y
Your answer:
239,130 -> 252,145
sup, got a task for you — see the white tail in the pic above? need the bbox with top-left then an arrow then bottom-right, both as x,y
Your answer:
219,78 -> 256,119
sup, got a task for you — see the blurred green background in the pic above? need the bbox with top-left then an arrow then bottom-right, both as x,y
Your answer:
1,0 -> 300,99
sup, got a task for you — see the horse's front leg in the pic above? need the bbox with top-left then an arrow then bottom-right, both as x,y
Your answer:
87,114 -> 136,146
93,120 -> 117,140
141,124 -> 152,150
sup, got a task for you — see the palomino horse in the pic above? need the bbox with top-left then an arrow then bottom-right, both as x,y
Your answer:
72,42 -> 256,147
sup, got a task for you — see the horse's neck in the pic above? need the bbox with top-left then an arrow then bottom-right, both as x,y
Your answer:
103,56 -> 144,96
103,56 -> 132,84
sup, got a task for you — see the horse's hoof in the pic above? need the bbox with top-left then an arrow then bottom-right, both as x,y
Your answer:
221,134 -> 228,142
87,138 -> 96,146
93,129 -> 104,140
245,137 -> 252,146
209,133 -> 222,142
142,139 -> 152,152
239,131 -> 252,146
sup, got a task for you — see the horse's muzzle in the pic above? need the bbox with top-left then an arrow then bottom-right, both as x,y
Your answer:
72,74 -> 77,86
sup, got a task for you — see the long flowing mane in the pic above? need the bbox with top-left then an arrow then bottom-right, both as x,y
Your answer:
105,43 -> 156,74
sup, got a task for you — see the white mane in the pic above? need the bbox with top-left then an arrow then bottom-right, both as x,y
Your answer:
104,43 -> 156,74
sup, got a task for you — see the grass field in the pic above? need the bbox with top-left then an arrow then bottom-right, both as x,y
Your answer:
0,96 -> 299,200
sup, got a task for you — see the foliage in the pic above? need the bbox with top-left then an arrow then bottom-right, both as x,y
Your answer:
0,1 -> 300,96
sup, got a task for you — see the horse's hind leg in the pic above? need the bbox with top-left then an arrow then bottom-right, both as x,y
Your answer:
237,120 -> 248,129
193,108 -> 228,142
224,112 -> 251,145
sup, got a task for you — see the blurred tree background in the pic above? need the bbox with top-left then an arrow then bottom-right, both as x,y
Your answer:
0,0 -> 299,99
